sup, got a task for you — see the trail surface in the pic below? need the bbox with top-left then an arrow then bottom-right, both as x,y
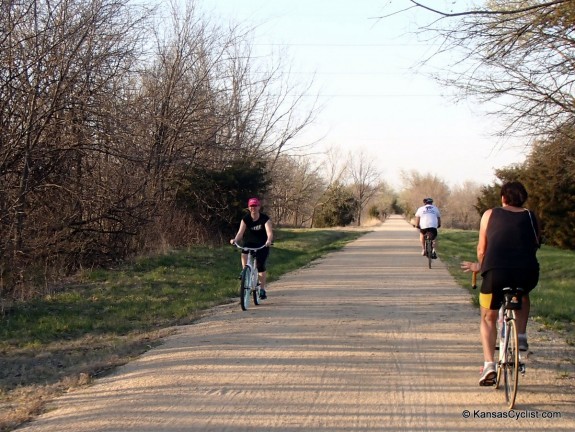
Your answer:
20,216 -> 574,431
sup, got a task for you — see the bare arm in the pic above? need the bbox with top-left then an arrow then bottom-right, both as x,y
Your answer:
460,208 -> 491,273
477,208 -> 492,265
230,220 -> 247,245
264,220 -> 273,246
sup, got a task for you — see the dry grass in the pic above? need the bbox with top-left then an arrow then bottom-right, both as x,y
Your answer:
0,329 -> 174,431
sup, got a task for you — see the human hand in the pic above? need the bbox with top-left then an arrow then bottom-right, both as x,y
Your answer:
460,261 -> 479,273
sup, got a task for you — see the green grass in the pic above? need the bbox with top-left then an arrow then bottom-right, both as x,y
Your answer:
440,229 -> 575,333
0,228 -> 365,350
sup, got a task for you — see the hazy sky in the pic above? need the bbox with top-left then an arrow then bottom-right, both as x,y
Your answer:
198,0 -> 530,189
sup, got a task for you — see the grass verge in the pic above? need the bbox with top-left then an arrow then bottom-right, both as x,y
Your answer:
0,228 -> 366,431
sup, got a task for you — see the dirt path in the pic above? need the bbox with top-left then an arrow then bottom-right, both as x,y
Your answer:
19,216 -> 574,431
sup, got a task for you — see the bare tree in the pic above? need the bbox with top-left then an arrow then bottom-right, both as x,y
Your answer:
347,150 -> 381,226
308,145 -> 348,226
381,0 -> 575,140
0,0 -> 151,298
370,181 -> 397,219
268,155 -> 325,227
219,42 -> 320,165
138,0 -> 320,243
444,181 -> 482,229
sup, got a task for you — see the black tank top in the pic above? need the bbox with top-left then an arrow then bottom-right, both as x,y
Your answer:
481,207 -> 539,274
242,213 -> 270,247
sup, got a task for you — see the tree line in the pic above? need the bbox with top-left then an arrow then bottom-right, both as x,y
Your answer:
0,0 -> 318,301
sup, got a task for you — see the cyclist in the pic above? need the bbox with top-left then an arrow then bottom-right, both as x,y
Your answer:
230,197 -> 273,299
461,181 -> 540,386
415,197 -> 441,259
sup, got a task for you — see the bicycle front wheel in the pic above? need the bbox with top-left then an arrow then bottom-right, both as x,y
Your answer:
240,267 -> 252,311
495,336 -> 503,389
503,318 -> 519,409
253,272 -> 261,306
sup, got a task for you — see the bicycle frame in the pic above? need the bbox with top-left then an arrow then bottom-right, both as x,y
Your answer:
232,242 -> 266,311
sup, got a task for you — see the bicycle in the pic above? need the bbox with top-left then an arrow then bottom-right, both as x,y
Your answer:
232,242 -> 267,311
494,286 -> 526,409
472,273 -> 525,409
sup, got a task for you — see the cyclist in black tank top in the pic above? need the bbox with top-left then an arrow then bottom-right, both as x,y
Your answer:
461,182 -> 540,386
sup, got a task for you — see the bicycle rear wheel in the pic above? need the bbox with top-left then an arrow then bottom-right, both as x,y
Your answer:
503,317 -> 519,409
425,236 -> 432,269
240,267 -> 252,311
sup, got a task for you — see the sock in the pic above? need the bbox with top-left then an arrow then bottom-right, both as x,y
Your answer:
518,333 -> 527,340
484,361 -> 495,370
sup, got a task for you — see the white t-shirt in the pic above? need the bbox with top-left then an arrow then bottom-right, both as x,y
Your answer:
415,204 -> 441,229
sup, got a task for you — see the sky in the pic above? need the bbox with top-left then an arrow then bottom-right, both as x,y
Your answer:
197,0 -> 530,190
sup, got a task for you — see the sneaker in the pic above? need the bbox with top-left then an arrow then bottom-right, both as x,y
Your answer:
421,250 -> 426,256
259,288 -> 267,300
479,364 -> 496,386
518,335 -> 529,352
431,251 -> 437,259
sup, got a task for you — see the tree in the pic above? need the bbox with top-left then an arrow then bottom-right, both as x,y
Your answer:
382,1 -> 575,140
348,150 -> 381,226
521,133 -> 575,249
312,183 -> 357,228
369,181 -> 397,220
475,164 -> 525,215
139,0 -> 320,242
0,0 -> 151,298
174,161 -> 270,242
444,181 -> 482,229
267,155 -> 325,227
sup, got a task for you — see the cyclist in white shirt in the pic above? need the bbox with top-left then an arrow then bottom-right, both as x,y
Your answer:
415,197 -> 442,259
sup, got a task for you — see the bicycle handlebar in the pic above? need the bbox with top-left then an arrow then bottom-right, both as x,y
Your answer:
231,242 -> 269,252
